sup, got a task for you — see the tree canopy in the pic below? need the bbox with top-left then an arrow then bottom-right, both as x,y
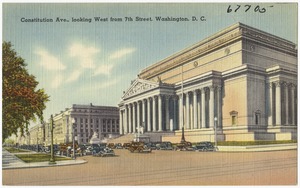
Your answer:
2,42 -> 49,141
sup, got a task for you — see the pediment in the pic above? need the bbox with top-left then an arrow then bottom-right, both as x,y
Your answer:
122,79 -> 159,99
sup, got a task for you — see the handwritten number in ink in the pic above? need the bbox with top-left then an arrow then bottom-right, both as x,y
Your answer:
245,5 -> 251,12
227,5 -> 271,13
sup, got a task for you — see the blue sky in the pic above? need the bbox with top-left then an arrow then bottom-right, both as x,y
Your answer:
2,3 -> 298,125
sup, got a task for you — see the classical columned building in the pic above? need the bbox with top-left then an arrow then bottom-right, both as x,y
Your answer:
119,23 -> 297,142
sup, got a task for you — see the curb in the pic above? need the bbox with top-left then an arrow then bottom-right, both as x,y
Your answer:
2,159 -> 88,170
217,143 -> 297,152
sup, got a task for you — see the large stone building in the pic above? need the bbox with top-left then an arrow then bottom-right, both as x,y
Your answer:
26,104 -> 119,145
118,23 -> 297,143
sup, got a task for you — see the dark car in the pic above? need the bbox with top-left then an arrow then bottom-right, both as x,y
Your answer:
194,142 -> 216,152
156,142 -> 173,150
93,147 -> 115,157
175,141 -> 194,151
146,142 -> 157,150
115,143 -> 123,149
122,143 -> 131,149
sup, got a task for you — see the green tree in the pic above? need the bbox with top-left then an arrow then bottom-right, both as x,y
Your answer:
2,42 -> 49,141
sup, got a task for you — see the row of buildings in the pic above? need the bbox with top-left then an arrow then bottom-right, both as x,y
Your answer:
17,104 -> 119,146
16,23 -> 297,146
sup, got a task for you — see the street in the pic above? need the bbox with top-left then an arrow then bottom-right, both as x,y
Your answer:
2,149 -> 297,185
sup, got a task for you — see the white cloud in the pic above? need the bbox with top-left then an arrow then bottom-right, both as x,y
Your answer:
93,64 -> 114,76
79,78 -> 119,93
51,74 -> 64,88
109,48 -> 136,60
66,70 -> 82,83
35,49 -> 66,70
69,43 -> 100,69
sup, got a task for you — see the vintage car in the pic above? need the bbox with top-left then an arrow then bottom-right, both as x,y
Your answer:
107,143 -> 115,149
93,147 -> 115,157
122,143 -> 131,149
193,142 -> 216,152
146,142 -> 157,150
175,141 -> 194,151
128,142 -> 152,153
156,142 -> 173,150
115,143 -> 123,149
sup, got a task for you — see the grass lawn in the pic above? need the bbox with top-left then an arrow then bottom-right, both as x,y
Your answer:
15,153 -> 71,163
4,147 -> 30,153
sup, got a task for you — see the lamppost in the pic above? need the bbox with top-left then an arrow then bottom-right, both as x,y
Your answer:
36,127 -> 39,152
214,117 -> 218,148
49,115 -> 56,164
71,118 -> 76,160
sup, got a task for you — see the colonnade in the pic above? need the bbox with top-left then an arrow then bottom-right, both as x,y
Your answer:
119,84 -> 222,134
267,81 -> 297,126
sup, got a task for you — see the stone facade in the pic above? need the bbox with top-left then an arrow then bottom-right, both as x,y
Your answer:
119,23 -> 297,142
28,103 -> 119,145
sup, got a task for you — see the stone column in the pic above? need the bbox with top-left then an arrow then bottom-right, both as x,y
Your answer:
290,84 -> 296,125
128,104 -> 132,133
142,99 -> 146,131
179,95 -> 183,129
133,103 -> 136,133
267,83 -> 273,126
290,84 -> 295,125
124,106 -> 128,134
137,101 -> 140,130
119,109 -> 123,135
186,92 -> 190,129
193,90 -> 198,129
284,83 -> 289,125
275,81 -> 281,125
152,96 -> 157,131
165,96 -> 170,130
217,86 -> 222,128
209,86 -> 215,128
147,98 -> 152,132
201,88 -> 206,128
158,95 -> 163,131
172,96 -> 177,131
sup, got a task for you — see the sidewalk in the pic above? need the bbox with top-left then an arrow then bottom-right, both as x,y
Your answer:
217,143 -> 297,152
2,148 -> 87,170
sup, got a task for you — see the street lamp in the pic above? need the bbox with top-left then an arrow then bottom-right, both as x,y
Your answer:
49,115 -> 56,164
71,118 -> 76,160
214,117 -> 218,148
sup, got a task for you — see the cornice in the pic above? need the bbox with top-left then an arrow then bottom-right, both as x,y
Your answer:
139,22 -> 296,80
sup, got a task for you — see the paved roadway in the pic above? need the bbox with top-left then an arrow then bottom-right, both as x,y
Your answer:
2,149 -> 297,186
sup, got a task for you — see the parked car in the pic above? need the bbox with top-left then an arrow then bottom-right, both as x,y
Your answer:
175,141 -> 194,151
115,143 -> 123,149
122,143 -> 131,149
146,142 -> 158,150
93,147 -> 115,157
128,142 -> 151,153
157,142 -> 173,150
107,143 -> 115,149
85,146 -> 93,155
194,142 -> 216,152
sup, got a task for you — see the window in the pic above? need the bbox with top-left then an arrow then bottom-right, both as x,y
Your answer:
85,119 -> 88,123
80,118 -> 83,123
254,110 -> 261,125
230,111 -> 238,126
232,116 -> 237,125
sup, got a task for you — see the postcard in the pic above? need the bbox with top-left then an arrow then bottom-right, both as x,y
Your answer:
2,2 -> 298,186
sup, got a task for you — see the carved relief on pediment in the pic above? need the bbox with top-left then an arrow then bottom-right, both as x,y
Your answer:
123,80 -> 158,99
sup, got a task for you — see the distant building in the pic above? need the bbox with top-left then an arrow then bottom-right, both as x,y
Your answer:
29,103 -> 119,145
119,23 -> 297,142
